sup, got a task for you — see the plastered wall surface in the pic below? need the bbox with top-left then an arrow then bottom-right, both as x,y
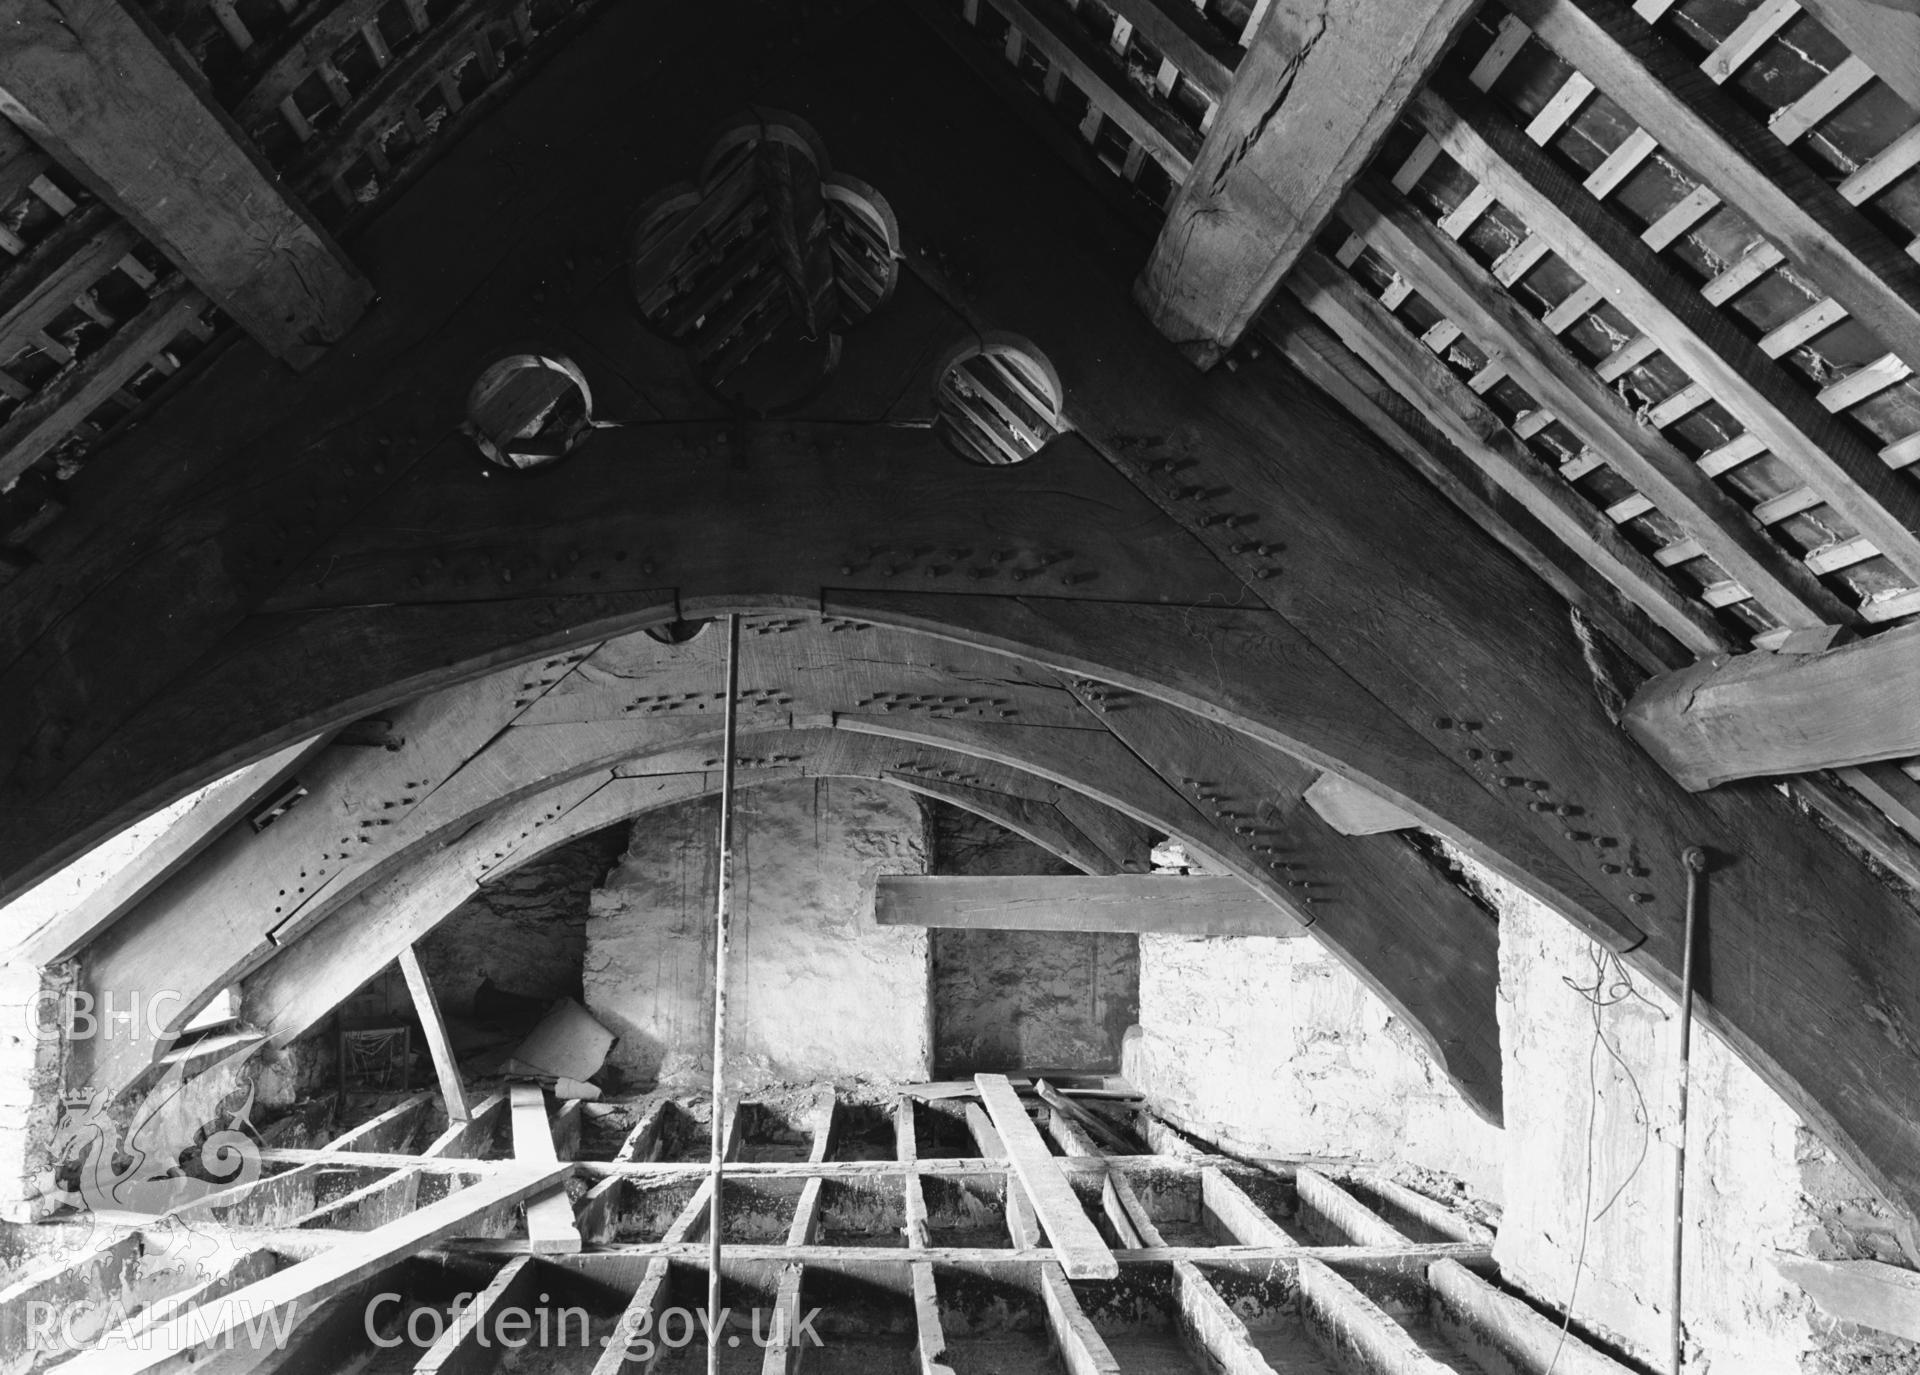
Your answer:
583,779 -> 933,1089
1123,931 -> 1505,1199
1485,862 -> 1920,1375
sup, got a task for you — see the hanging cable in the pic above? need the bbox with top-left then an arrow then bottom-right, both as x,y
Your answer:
1671,846 -> 1709,1375
707,613 -> 742,1375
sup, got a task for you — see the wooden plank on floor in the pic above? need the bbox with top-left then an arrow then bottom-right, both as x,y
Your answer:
1201,1167 -> 1303,1248
52,1164 -> 569,1374
898,1099 -> 932,1249
1038,1262 -> 1123,1375
963,1101 -> 1044,1249
974,1074 -> 1116,1279
0,0 -> 370,366
590,1255 -> 673,1375
1173,1261 -> 1283,1375
1296,1256 -> 1455,1375
911,1260 -> 957,1375
1135,0 -> 1483,366
423,1093 -> 508,1159
874,874 -> 1298,935
413,1254 -> 541,1375
331,1090 -> 436,1154
510,1083 -> 581,1255
399,946 -> 470,1123
1295,1167 -> 1409,1248
761,1263 -> 808,1374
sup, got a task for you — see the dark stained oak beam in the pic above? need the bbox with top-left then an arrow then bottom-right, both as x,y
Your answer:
1260,287 -> 1706,673
873,875 -> 1301,936
1276,257 -> 1724,661
0,0 -> 371,367
1133,0 -> 1482,366
7,1 -> 1920,1224
1625,628 -> 1920,789
1506,0 -> 1920,374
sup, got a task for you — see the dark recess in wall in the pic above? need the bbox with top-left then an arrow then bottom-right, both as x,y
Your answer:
928,800 -> 1139,1076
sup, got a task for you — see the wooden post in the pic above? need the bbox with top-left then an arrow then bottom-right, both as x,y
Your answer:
398,946 -> 469,1123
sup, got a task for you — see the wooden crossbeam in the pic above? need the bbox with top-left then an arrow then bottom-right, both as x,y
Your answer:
974,1074 -> 1116,1278
1173,1260 -> 1285,1375
1038,1262 -> 1122,1375
1201,1166 -> 1303,1247
332,1090 -> 436,1153
1507,0 -> 1920,375
400,946 -> 470,1123
1134,0 -> 1481,365
0,0 -> 370,367
424,1092 -> 508,1158
873,874 -> 1297,935
1625,626 -> 1920,788
52,1165 -> 568,1374
591,1256 -> 672,1375
1293,1167 -> 1410,1248
414,1254 -> 541,1375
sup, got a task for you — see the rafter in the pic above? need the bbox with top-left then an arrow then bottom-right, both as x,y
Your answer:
9,0 -> 1920,1226
0,0 -> 371,367
1506,0 -> 1920,375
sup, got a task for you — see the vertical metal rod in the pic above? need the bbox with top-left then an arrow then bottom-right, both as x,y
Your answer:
707,613 -> 742,1375
1672,845 -> 1708,1375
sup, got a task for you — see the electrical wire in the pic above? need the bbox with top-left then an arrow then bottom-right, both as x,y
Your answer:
1545,945 -> 1656,1375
